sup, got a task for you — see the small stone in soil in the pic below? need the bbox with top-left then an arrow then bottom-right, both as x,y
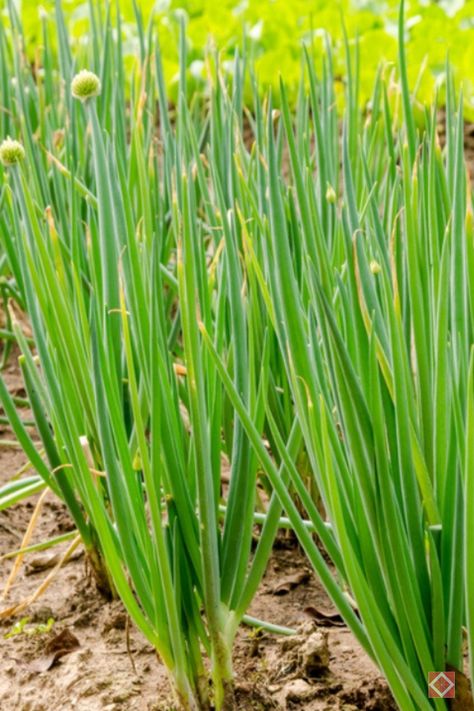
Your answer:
298,630 -> 329,677
268,684 -> 281,693
283,678 -> 315,702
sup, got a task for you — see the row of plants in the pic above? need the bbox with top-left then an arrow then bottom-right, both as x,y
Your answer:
0,1 -> 473,709
4,0 -> 474,114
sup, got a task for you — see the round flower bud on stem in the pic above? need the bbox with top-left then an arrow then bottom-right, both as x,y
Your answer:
71,70 -> 101,102
370,260 -> 382,275
326,183 -> 337,204
0,138 -> 25,167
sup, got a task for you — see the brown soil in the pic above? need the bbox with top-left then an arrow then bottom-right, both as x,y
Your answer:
0,356 -> 394,711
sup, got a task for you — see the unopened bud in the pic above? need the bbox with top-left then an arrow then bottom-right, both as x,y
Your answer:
370,260 -> 382,275
0,137 -> 25,166
71,70 -> 101,102
326,183 -> 337,203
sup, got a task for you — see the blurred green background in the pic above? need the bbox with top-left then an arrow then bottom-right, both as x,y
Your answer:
4,0 -> 474,112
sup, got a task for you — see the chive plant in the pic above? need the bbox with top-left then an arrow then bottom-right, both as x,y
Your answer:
0,3 -> 290,709
1,1 -> 474,710
201,6 -> 474,710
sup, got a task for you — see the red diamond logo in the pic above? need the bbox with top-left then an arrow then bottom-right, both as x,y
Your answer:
428,671 -> 455,698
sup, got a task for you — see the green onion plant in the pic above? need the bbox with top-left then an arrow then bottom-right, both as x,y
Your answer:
1,1 -> 473,709
0,2 -> 290,708
200,5 -> 474,709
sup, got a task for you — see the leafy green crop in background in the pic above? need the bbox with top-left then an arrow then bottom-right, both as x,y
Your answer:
4,0 -> 474,114
2,0 -> 474,116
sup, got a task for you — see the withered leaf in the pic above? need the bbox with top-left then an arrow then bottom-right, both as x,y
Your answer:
25,549 -> 83,575
303,606 -> 345,627
272,571 -> 310,595
29,628 -> 80,672
25,554 -> 61,575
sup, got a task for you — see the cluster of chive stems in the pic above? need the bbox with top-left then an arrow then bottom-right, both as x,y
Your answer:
1,0 -> 474,709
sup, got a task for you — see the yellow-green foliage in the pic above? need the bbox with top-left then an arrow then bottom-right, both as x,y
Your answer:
4,0 -> 474,112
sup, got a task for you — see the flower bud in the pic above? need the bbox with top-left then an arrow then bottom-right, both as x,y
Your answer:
0,137 -> 25,166
326,183 -> 337,204
71,70 -> 101,102
370,260 -> 382,275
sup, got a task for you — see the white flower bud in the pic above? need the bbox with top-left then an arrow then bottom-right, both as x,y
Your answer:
71,70 -> 101,102
0,137 -> 25,166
